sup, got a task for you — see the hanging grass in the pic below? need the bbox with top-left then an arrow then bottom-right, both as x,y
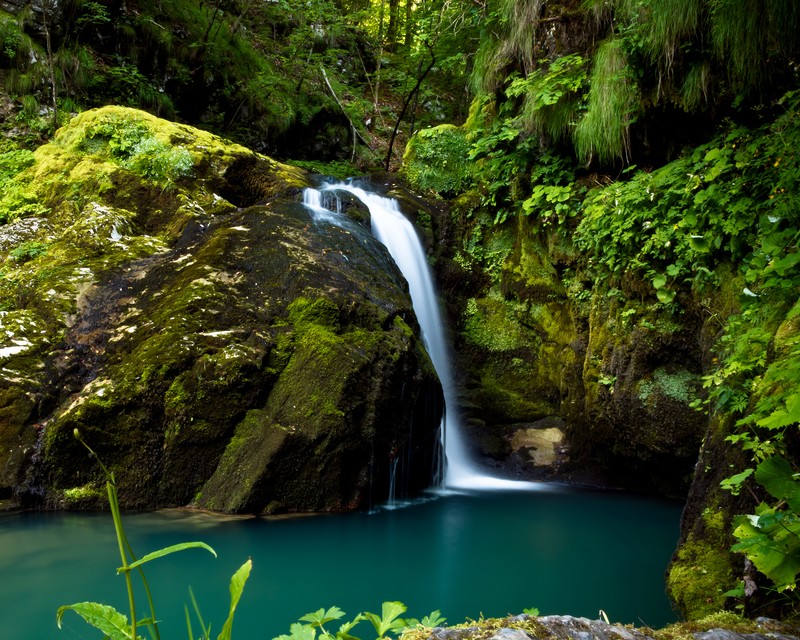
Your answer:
710,0 -> 800,92
499,0 -> 543,75
644,0 -> 703,71
573,38 -> 640,165
469,0 -> 543,94
681,60 -> 712,110
471,37 -> 507,94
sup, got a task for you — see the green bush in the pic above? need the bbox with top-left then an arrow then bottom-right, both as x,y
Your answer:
403,124 -> 473,197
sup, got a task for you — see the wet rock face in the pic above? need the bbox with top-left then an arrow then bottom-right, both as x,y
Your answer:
428,196 -> 706,494
1,107 -> 441,512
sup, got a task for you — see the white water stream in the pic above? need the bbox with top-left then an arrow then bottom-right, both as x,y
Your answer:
305,183 -> 536,491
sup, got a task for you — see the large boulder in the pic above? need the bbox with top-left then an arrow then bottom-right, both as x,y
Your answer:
0,106 -> 441,513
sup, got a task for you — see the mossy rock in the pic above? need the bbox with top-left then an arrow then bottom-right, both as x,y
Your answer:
667,507 -> 739,619
450,214 -> 581,463
1,108 -> 441,512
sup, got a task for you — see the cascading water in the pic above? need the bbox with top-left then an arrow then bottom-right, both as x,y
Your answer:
304,182 -> 535,490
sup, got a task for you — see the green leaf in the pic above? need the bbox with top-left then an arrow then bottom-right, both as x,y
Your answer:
336,614 -> 365,640
217,558 -> 252,640
720,468 -> 754,494
656,288 -> 676,303
364,602 -> 407,638
652,274 -> 667,289
757,392 -> 800,431
301,607 -> 346,627
276,622 -> 318,640
755,457 -> 800,511
732,510 -> 800,590
122,542 -> 217,572
772,252 -> 800,276
689,235 -> 711,252
419,611 -> 446,628
56,602 -> 139,640
722,582 -> 746,598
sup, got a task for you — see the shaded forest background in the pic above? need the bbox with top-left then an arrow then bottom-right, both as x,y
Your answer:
0,0 -> 797,173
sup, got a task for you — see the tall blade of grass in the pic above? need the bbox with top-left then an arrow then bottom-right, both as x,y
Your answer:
107,479 -> 138,639
189,586 -> 212,639
217,559 -> 253,640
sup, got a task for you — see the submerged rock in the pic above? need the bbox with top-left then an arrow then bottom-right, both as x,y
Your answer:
0,106 -> 441,512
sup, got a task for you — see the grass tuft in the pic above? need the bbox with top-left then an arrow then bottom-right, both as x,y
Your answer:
573,38 -> 640,165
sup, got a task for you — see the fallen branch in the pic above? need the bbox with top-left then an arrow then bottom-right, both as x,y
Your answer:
320,66 -> 374,152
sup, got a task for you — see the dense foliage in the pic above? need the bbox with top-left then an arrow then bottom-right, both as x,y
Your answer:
0,0 -> 483,168
2,0 -> 800,624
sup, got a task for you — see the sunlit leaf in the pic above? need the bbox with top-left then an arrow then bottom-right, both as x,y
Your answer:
364,601 -> 407,638
122,541 -> 217,572
217,558 -> 252,640
689,235 -> 711,252
301,607 -> 346,627
755,457 -> 800,511
656,288 -> 675,303
56,602 -> 139,640
720,468 -> 754,494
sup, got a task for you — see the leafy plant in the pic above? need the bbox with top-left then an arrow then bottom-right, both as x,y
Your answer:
467,100 -> 536,223
57,429 -> 251,640
508,54 -> 588,144
275,602 -> 446,640
403,124 -> 473,197
9,241 -> 48,263
730,457 -> 800,591
82,115 -> 193,185
364,601 -> 408,638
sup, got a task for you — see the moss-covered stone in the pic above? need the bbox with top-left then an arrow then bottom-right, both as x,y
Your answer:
667,507 -> 738,619
431,170 -> 707,492
1,108 -> 440,512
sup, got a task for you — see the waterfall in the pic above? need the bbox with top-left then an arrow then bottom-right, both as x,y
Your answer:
305,183 -> 535,491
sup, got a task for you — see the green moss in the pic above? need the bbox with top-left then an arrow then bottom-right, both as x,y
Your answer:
667,507 -> 738,619
198,409 -> 289,513
463,296 -> 528,351
288,297 -> 340,332
653,611 -> 756,640
638,368 -> 699,405
62,484 -> 106,508
476,368 -> 555,420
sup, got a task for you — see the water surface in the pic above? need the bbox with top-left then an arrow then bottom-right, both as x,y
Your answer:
0,487 -> 682,639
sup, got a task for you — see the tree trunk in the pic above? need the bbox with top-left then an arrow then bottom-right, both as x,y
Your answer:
404,0 -> 414,46
386,0 -> 400,46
